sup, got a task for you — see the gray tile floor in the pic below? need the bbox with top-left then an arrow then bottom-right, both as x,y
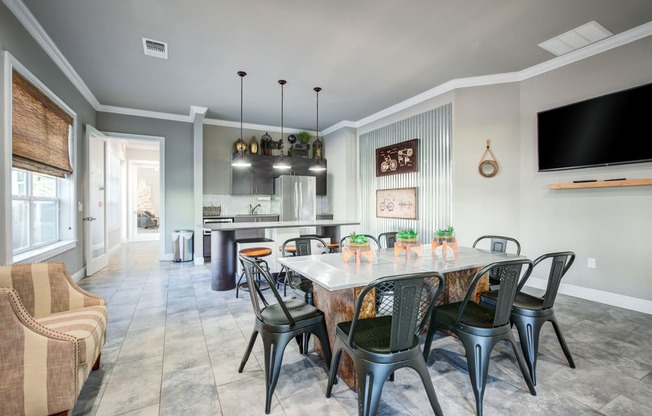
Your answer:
74,242 -> 652,415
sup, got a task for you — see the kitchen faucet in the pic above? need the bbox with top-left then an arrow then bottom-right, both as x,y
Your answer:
249,203 -> 261,215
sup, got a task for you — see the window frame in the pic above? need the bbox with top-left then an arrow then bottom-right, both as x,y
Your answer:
2,51 -> 78,264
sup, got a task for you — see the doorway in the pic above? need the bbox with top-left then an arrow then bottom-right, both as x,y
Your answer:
105,133 -> 165,256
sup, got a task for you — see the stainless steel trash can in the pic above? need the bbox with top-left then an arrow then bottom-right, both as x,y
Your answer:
172,229 -> 194,262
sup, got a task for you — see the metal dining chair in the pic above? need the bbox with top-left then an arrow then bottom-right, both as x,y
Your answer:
480,251 -> 576,385
472,235 -> 521,286
378,231 -> 398,248
238,254 -> 332,414
424,259 -> 536,416
326,272 -> 445,416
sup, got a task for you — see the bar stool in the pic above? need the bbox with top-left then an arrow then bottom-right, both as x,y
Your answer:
236,247 -> 272,298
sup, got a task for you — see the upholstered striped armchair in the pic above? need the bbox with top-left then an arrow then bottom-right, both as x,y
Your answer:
0,262 -> 108,416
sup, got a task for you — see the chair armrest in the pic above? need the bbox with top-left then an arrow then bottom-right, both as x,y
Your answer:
0,288 -> 79,413
46,262 -> 106,311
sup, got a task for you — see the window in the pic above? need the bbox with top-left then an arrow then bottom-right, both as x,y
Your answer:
3,53 -> 77,264
12,168 -> 59,253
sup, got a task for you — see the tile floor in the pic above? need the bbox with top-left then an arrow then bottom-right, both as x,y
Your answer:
73,241 -> 652,415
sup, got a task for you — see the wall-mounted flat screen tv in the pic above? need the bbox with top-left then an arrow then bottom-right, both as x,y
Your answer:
537,82 -> 652,171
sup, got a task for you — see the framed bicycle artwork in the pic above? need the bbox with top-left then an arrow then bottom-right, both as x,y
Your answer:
376,187 -> 417,219
375,139 -> 418,177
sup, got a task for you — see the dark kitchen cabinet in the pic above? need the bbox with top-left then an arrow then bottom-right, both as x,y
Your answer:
231,154 -> 274,195
289,158 -> 327,195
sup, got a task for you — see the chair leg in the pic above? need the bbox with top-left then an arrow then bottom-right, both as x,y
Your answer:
261,332 -> 294,414
422,322 -> 438,362
356,360 -> 392,416
312,321 -> 332,370
512,314 -> 543,385
457,333 -> 495,416
326,341 -> 345,397
239,330 -> 258,372
505,331 -> 537,396
411,356 -> 444,416
235,270 -> 245,299
92,353 -> 101,371
549,314 -> 576,369
295,335 -> 304,354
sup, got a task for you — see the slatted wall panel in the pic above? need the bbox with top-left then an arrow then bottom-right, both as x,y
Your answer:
359,105 -> 452,242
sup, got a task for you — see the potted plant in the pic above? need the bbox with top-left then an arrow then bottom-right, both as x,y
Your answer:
292,131 -> 312,157
397,228 -> 418,243
348,232 -> 369,247
433,226 -> 455,243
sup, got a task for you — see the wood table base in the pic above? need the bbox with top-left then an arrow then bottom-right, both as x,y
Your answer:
312,267 -> 485,389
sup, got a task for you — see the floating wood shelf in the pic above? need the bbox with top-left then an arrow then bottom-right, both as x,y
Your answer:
549,178 -> 652,190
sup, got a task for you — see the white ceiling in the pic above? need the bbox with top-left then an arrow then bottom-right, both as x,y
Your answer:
15,0 -> 652,131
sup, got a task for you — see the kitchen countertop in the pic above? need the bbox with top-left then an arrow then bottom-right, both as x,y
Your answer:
202,219 -> 358,232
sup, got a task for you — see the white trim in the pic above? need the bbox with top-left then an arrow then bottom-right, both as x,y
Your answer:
525,277 -> 652,315
13,240 -> 77,264
97,104 -> 193,123
202,117 -> 313,134
2,0 -> 101,109
1,51 -> 12,263
70,267 -> 85,283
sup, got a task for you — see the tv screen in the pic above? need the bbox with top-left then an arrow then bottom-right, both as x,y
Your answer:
537,83 -> 652,172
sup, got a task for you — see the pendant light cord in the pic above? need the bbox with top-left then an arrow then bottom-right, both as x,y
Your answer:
279,80 -> 286,155
237,71 -> 247,155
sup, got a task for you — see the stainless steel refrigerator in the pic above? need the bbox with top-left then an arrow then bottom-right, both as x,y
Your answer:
272,175 -> 316,221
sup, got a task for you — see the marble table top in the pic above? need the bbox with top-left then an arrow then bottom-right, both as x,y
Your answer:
277,246 -> 524,291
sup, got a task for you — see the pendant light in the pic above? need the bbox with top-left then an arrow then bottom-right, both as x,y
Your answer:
273,79 -> 291,170
309,86 -> 326,171
232,71 -> 251,167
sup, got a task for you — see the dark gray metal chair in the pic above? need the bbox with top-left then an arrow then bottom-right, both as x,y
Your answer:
326,272 -> 445,416
424,259 -> 536,416
378,232 -> 398,248
238,254 -> 332,414
480,251 -> 576,385
278,236 -> 328,299
472,235 -> 521,286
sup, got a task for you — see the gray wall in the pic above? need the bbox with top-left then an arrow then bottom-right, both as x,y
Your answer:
0,3 -> 96,273
97,112 -> 194,254
518,36 -> 652,301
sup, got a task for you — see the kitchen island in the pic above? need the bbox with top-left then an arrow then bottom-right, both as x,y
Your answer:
203,219 -> 359,291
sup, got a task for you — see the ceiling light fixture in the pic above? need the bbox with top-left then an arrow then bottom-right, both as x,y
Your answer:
273,79 -> 291,170
232,71 -> 251,167
309,86 -> 326,172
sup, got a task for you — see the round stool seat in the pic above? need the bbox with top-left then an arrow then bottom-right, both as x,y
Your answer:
327,242 -> 340,253
282,246 -> 297,255
239,247 -> 272,258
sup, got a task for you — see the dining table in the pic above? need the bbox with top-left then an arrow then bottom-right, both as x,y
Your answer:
277,245 -> 524,389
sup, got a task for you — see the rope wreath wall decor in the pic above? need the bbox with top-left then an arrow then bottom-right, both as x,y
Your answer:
478,139 -> 499,178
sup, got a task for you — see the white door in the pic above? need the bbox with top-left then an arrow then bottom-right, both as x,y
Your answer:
84,126 -> 108,275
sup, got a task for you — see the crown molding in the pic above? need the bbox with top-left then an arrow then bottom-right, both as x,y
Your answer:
8,0 -> 651,133
202,117 -> 313,135
3,0 -> 101,109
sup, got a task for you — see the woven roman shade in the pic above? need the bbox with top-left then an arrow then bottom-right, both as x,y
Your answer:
12,69 -> 73,177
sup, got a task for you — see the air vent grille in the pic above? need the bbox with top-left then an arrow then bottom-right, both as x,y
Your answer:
142,37 -> 168,59
538,21 -> 612,56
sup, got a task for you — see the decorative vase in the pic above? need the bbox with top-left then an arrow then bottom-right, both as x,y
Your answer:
249,135 -> 259,154
261,132 -> 271,155
234,138 -> 247,153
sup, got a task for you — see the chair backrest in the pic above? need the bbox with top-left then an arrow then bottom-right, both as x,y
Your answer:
239,254 -> 297,326
340,234 -> 381,250
281,236 -> 328,257
518,251 -> 575,310
472,235 -> 521,255
378,232 -> 398,249
457,259 -> 533,327
348,272 -> 445,352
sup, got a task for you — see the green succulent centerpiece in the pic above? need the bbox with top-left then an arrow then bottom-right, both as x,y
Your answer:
348,232 -> 369,246
397,228 -> 418,243
434,226 -> 455,242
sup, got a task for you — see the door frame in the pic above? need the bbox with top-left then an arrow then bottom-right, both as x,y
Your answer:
84,125 -> 108,275
105,132 -> 166,259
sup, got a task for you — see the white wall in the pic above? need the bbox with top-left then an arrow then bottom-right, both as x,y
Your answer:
324,127 -> 358,237
518,36 -> 652,303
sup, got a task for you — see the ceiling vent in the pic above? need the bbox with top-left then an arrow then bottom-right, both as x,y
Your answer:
142,37 -> 168,59
538,21 -> 612,56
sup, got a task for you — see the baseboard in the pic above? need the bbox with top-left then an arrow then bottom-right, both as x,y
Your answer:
525,277 -> 652,315
160,252 -> 174,261
71,268 -> 85,283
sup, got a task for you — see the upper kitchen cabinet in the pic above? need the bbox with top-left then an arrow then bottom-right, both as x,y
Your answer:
231,153 -> 274,195
289,158 -> 328,195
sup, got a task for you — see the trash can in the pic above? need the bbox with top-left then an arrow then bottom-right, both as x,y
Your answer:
172,229 -> 194,262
